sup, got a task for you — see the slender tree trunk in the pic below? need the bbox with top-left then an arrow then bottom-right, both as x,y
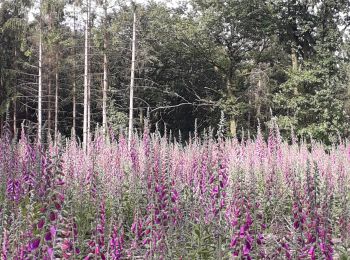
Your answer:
38,0 -> 43,144
102,0 -> 108,136
83,0 -> 91,152
291,48 -> 298,71
5,103 -> 10,124
257,78 -> 262,119
291,48 -> 299,96
87,21 -> 92,143
54,53 -> 59,144
226,74 -> 236,137
25,97 -> 28,122
87,73 -> 91,143
139,107 -> 144,130
0,75 -> 3,136
248,99 -> 251,132
128,3 -> 136,149
72,1 -> 77,135
13,49 -> 17,137
13,99 -> 16,136
0,115 -> 2,136
48,78 -> 51,137
47,12 -> 52,139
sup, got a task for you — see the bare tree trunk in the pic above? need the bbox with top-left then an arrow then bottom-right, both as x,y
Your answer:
25,97 -> 28,121
139,107 -> 144,130
248,99 -> 251,132
128,3 -> 136,149
0,75 -> 3,136
102,0 -> 108,136
47,13 -> 52,139
83,0 -> 91,152
13,49 -> 17,137
13,99 -> 16,136
0,115 -> 2,136
257,78 -> 262,119
291,48 -> 298,71
5,103 -> 10,126
48,78 -> 51,137
38,0 -> 43,144
291,48 -> 299,96
87,21 -> 92,143
87,73 -> 91,143
72,1 -> 77,135
226,75 -> 236,137
54,53 -> 59,144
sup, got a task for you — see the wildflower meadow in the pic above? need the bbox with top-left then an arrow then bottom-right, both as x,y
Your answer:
0,122 -> 349,259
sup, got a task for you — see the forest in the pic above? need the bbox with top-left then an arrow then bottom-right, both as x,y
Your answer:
1,0 -> 350,259
1,0 -> 350,143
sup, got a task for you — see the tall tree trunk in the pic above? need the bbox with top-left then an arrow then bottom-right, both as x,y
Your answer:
291,47 -> 299,96
25,97 -> 28,123
0,115 -> 2,136
291,47 -> 298,71
0,75 -> 3,136
226,74 -> 236,137
248,99 -> 251,132
38,0 -> 43,144
72,1 -> 77,135
47,11 -> 53,139
87,73 -> 91,143
87,27 -> 92,143
139,107 -> 144,130
5,103 -> 10,125
83,0 -> 91,152
257,78 -> 262,119
48,78 -> 51,137
102,0 -> 108,136
54,53 -> 59,144
13,98 -> 16,136
13,49 -> 17,137
128,3 -> 136,149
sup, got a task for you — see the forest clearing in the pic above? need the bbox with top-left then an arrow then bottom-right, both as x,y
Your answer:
2,0 -> 350,259
1,122 -> 350,259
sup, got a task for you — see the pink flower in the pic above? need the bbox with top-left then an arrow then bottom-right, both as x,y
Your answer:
308,246 -> 315,260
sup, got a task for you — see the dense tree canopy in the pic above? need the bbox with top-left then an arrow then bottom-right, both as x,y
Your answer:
1,0 -> 350,143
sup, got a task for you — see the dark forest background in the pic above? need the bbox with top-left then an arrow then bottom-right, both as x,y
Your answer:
2,0 -> 350,144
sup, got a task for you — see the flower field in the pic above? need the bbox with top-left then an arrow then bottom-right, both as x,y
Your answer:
1,124 -> 349,259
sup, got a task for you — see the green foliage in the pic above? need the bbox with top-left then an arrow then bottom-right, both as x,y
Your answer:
1,0 -> 350,143
107,100 -> 128,135
184,223 -> 216,259
0,0 -> 31,116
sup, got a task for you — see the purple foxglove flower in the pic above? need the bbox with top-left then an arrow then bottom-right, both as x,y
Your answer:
45,232 -> 52,241
61,240 -> 71,251
230,236 -> 238,247
239,226 -> 245,238
48,247 -> 54,258
54,202 -> 61,210
257,234 -> 263,245
308,246 -> 315,258
38,218 -> 45,229
243,240 -> 251,256
246,213 -> 253,226
49,212 -> 56,222
1,229 -> 9,260
50,226 -> 56,238
29,238 -> 41,251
